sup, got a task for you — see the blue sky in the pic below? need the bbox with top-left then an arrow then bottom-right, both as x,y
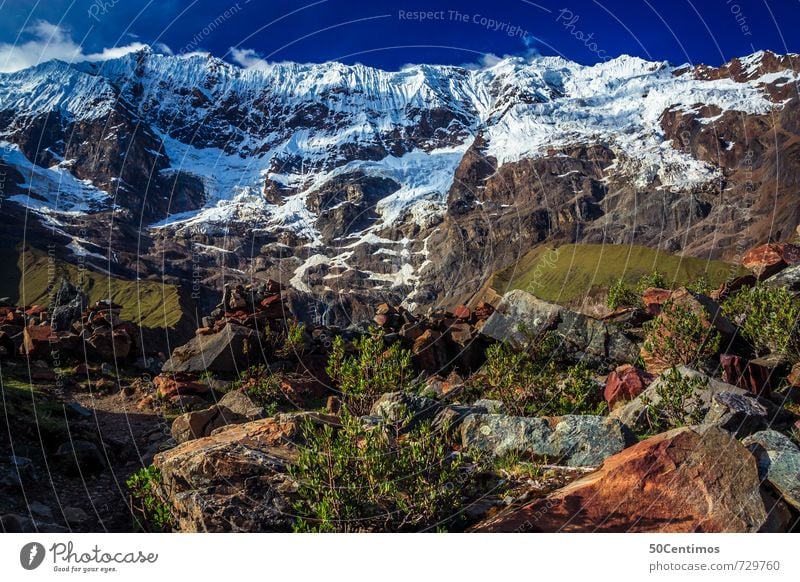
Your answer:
0,0 -> 798,72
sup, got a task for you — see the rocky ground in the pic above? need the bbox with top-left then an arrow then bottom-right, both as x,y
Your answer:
2,239 -> 800,533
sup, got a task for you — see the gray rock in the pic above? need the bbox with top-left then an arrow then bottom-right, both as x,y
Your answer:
764,264 -> 800,295
62,506 -> 90,525
703,391 -> 769,437
370,392 -> 442,427
610,366 -> 748,429
461,413 -> 635,467
432,404 -> 490,435
54,440 -> 106,475
742,430 -> 800,511
28,501 -> 53,519
473,399 -> 507,414
0,456 -> 36,489
162,323 -> 257,373
50,280 -> 87,332
217,390 -> 265,420
481,289 -> 638,363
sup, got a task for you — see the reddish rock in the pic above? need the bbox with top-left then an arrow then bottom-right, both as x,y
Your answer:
447,322 -> 473,345
474,301 -> 495,321
472,426 -> 767,532
604,365 -> 653,409
22,325 -> 55,358
742,243 -> 800,279
24,305 -> 46,317
153,374 -> 209,400
720,353 -> 773,397
260,294 -> 281,307
6,311 -> 23,325
88,327 -> 132,360
373,314 -> 389,327
279,376 -> 328,407
266,279 -> 284,293
195,327 -> 212,336
412,329 -> 448,373
640,287 -> 672,316
375,303 -> 396,316
453,305 -> 471,320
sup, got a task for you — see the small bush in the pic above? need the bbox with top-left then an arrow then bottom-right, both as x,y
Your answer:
686,276 -> 712,295
283,321 -> 307,356
723,284 -> 800,356
290,408 -> 471,532
607,278 -> 640,310
235,365 -> 282,416
642,300 -> 721,367
636,270 -> 669,294
479,341 -> 604,416
638,367 -> 706,434
326,328 -> 414,415
126,466 -> 173,532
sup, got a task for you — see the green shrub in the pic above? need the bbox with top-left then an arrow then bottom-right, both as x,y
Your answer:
235,365 -> 282,416
126,466 -> 173,532
638,367 -> 706,434
636,270 -> 669,294
642,300 -> 721,367
723,284 -> 800,356
686,276 -> 712,295
326,328 -> 414,415
290,408 -> 471,532
283,320 -> 307,356
479,341 -> 604,416
607,278 -> 640,310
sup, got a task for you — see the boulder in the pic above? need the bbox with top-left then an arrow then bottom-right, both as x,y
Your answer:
481,290 -> 638,363
22,325 -> 54,358
370,392 -> 442,427
171,390 -> 266,443
764,264 -> 800,295
461,414 -> 635,467
603,365 -> 653,409
154,374 -> 210,401
50,280 -> 87,332
54,440 -> 106,475
153,416 -> 302,532
610,366 -> 748,429
703,391 -> 769,437
742,430 -> 800,511
412,329 -> 449,373
162,322 -> 258,373
719,353 -> 780,397
640,287 -> 672,316
742,243 -> 800,279
87,327 -> 132,361
472,426 -> 768,532
278,376 -> 328,407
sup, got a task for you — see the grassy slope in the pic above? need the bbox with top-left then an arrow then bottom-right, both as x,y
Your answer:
490,243 -> 747,305
0,247 -> 183,329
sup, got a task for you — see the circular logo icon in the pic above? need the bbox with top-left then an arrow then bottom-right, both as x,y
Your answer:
20,542 -> 46,570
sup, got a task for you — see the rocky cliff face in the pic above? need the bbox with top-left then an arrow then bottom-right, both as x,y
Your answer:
0,48 -> 797,321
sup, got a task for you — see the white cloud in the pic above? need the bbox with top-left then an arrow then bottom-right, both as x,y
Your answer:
0,20 -> 150,73
229,47 -> 272,71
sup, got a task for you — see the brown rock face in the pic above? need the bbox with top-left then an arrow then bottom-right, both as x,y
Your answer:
472,426 -> 768,532
742,243 -> 800,279
154,416 -> 302,532
719,353 -> 774,397
604,365 -> 653,409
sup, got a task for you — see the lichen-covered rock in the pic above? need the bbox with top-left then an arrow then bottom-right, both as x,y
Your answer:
370,392 -> 442,427
461,413 -> 635,467
472,426 -> 768,532
481,289 -> 638,363
610,366 -> 748,429
154,417 -> 304,532
742,430 -> 800,511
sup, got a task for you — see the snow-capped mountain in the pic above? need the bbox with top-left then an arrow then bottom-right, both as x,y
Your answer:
0,47 -> 797,315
